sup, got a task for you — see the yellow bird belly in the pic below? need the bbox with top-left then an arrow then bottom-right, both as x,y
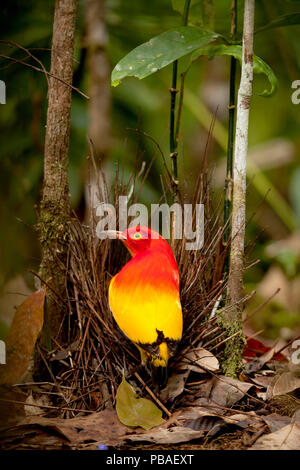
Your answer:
108,275 -> 182,346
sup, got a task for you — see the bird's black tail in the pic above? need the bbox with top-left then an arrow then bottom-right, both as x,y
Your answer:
150,364 -> 168,389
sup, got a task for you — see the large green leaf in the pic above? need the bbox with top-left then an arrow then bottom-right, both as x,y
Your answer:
255,13 -> 300,34
111,26 -> 218,86
191,44 -> 278,97
116,376 -> 165,430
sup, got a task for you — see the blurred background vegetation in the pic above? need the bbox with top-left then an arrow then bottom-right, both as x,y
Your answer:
0,0 -> 300,341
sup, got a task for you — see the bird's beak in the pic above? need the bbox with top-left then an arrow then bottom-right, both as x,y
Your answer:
98,230 -> 127,240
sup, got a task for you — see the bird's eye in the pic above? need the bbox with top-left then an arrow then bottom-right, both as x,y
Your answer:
133,232 -> 142,240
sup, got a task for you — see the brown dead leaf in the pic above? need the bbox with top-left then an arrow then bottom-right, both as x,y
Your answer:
178,347 -> 219,373
125,425 -> 207,444
177,406 -> 226,436
245,346 -> 277,375
160,370 -> 190,401
24,393 -> 50,417
250,422 -> 300,450
251,374 -> 274,388
8,409 -> 135,447
178,407 -> 259,434
193,376 -> 253,409
292,409 -> 300,426
0,289 -> 46,385
267,371 -> 300,399
126,406 -> 261,444
262,413 -> 291,433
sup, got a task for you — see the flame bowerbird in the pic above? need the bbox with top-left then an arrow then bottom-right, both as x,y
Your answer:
105,226 -> 183,388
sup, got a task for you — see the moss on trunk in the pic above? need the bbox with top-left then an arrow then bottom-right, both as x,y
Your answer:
217,306 -> 246,378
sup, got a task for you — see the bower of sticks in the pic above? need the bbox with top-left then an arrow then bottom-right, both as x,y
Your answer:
50,160 -> 230,416
1,158 -> 299,451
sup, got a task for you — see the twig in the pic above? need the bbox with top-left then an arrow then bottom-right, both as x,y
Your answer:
134,372 -> 171,418
274,333 -> 300,357
244,288 -> 280,322
0,54 -> 89,100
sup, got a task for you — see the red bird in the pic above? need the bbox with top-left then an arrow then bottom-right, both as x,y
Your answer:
107,226 -> 183,387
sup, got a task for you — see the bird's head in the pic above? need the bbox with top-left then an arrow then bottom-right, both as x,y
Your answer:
103,225 -> 169,257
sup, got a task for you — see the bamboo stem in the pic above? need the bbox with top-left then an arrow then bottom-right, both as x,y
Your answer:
223,0 -> 238,276
170,0 -> 191,245
228,0 -> 255,307
220,0 -> 256,378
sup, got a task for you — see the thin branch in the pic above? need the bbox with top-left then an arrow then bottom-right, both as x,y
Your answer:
0,40 -> 89,100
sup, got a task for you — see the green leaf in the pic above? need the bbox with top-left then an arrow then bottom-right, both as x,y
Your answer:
116,376 -> 165,430
255,13 -> 300,34
191,44 -> 278,97
111,26 -> 218,86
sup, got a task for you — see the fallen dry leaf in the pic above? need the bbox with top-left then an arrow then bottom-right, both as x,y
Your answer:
251,374 -> 274,388
4,409 -> 136,447
245,346 -> 277,375
160,370 -> 190,401
24,393 -> 50,417
178,346 -> 219,373
292,409 -> 300,426
262,413 -> 291,433
125,425 -> 207,444
250,422 -> 300,450
126,406 -> 262,444
178,407 -> 260,435
267,371 -> 300,399
193,376 -> 253,409
177,406 -> 226,436
0,289 -> 46,385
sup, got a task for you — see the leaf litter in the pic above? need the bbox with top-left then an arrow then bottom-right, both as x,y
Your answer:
2,332 -> 300,450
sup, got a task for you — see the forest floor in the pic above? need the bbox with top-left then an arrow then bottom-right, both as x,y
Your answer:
1,336 -> 300,451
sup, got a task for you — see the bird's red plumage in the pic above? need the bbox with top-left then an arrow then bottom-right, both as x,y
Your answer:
108,226 -> 183,373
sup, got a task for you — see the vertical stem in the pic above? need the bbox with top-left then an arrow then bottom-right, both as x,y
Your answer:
220,0 -> 255,378
169,0 -> 191,200
223,0 -> 237,275
228,0 -> 255,306
170,59 -> 178,200
183,0 -> 192,25
170,0 -> 191,244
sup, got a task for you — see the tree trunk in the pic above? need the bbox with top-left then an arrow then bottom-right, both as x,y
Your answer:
34,0 -> 77,378
220,0 -> 255,377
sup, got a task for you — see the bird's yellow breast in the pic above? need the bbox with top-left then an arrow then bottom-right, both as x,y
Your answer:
108,250 -> 183,347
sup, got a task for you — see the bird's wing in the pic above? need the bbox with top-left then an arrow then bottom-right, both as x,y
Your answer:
108,252 -> 182,346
